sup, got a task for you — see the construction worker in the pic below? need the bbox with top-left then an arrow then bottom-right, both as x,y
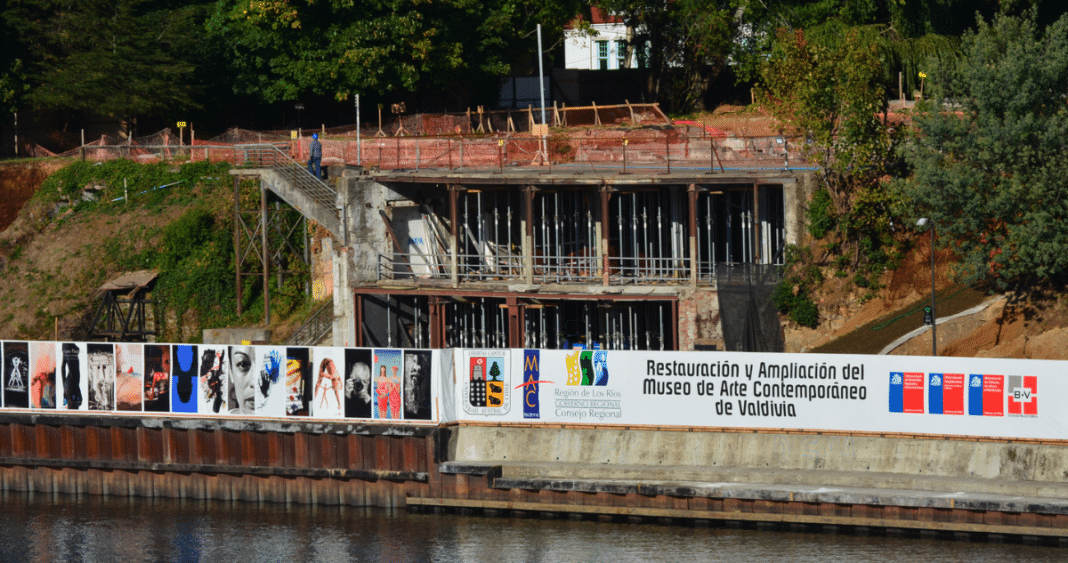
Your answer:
307,132 -> 322,179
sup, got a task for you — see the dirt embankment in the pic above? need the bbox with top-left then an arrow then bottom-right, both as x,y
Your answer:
0,162 -> 65,231
783,234 -> 1068,360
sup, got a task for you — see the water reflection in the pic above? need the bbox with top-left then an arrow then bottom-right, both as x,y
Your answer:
0,493 -> 1063,562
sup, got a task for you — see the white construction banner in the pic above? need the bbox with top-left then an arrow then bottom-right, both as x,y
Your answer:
450,349 -> 1066,440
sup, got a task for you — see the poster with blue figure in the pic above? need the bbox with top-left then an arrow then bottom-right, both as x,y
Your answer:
593,351 -> 609,386
171,345 -> 198,413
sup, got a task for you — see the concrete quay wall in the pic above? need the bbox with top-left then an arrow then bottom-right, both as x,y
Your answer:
447,426 -> 1068,494
4,413 -> 1068,540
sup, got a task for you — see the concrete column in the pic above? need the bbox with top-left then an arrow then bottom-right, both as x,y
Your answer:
332,176 -> 357,347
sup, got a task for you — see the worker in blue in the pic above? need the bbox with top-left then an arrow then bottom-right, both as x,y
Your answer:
307,132 -> 323,179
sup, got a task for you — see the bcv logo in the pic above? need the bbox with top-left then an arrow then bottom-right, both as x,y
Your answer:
1007,375 -> 1037,416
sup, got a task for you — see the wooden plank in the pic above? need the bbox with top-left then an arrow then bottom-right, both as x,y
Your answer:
405,498 -> 1068,537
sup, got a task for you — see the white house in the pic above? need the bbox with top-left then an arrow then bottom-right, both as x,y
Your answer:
563,8 -> 637,70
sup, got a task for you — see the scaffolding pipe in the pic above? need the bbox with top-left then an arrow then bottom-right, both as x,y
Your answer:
657,192 -> 664,278
659,304 -> 665,350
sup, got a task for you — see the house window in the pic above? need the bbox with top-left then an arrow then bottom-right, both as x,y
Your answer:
616,40 -> 627,69
597,41 -> 609,70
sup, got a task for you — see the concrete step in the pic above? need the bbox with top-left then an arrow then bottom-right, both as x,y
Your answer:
441,460 -> 1068,506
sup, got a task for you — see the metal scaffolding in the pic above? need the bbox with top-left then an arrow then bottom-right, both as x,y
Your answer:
378,183 -> 785,286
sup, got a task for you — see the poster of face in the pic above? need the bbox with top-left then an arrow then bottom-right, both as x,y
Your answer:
199,347 -> 227,415
227,345 -> 285,417
344,348 -> 373,419
227,345 -> 256,415
29,342 -> 57,410
255,347 -> 285,417
115,344 -> 143,411
285,347 -> 312,416
404,350 -> 432,420
372,349 -> 403,420
143,345 -> 170,412
4,342 -> 29,408
171,345 -> 198,414
60,343 -> 86,410
311,347 -> 344,418
86,343 -> 115,411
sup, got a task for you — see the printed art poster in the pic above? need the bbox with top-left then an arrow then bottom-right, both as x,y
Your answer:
60,343 -> 87,410
171,345 -> 198,414
285,347 -> 312,416
143,345 -> 170,412
115,343 -> 143,411
29,342 -> 57,409
463,350 -> 509,415
311,347 -> 344,418
403,350 -> 432,420
199,346 -> 227,415
86,343 -> 115,411
344,348 -> 373,419
3,342 -> 29,408
248,346 -> 285,417
372,349 -> 403,420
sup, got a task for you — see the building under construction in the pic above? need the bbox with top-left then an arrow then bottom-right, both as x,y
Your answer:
229,107 -> 817,352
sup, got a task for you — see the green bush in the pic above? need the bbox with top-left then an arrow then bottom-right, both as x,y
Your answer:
806,187 -> 836,239
773,245 -> 821,328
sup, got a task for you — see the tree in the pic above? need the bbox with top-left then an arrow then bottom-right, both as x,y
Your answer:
758,28 -> 897,219
896,11 -> 1068,283
759,28 -> 903,294
3,0 -> 201,133
594,0 -> 734,113
204,0 -> 584,104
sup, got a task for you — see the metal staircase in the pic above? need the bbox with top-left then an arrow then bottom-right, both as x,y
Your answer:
234,143 -> 342,238
285,299 -> 335,346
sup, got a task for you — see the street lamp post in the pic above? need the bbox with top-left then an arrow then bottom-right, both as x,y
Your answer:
917,218 -> 936,356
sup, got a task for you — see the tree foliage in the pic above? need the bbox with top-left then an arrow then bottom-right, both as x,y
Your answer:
3,0 -> 201,123
758,28 -> 897,217
896,11 -> 1068,283
594,0 -> 734,113
205,0 -> 583,104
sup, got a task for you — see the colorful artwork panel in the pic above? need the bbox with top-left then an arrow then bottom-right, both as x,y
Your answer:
115,344 -> 143,412
285,347 -> 312,417
372,349 -> 403,420
344,349 -> 373,419
198,347 -> 228,415
29,342 -> 57,409
311,347 -> 344,419
226,346 -> 285,418
143,345 -> 170,412
171,345 -> 198,414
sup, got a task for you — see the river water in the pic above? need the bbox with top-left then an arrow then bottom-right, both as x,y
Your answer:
0,493 -> 1063,562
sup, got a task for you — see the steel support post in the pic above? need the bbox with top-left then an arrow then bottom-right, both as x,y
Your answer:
688,184 -> 699,287
449,185 -> 460,287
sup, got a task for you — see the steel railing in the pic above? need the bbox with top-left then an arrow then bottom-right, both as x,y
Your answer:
285,299 -> 335,346
234,143 -> 338,212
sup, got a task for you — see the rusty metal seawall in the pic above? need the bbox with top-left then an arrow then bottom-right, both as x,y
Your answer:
0,413 -> 444,507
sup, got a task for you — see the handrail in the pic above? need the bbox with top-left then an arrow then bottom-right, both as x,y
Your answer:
285,299 -> 334,346
234,143 -> 338,212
